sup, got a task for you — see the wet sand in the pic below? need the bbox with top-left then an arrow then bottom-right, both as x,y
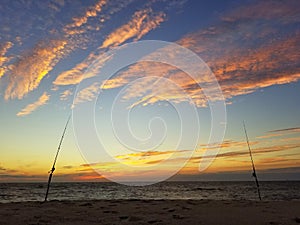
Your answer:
0,200 -> 300,225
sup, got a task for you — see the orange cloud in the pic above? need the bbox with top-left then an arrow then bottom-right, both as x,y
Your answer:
60,89 -> 73,101
101,8 -> 165,49
65,0 -> 107,29
3,1 -> 129,100
0,41 -> 13,78
54,60 -> 89,86
16,92 -> 50,116
99,1 -> 300,108
110,141 -> 300,170
53,50 -> 113,86
5,40 -> 67,100
199,140 -> 258,151
192,143 -> 300,163
116,149 -> 190,159
54,7 -> 166,87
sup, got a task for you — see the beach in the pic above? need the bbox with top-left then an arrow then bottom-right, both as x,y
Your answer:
1,200 -> 300,225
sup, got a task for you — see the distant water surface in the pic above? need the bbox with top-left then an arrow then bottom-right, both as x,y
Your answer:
0,181 -> 299,203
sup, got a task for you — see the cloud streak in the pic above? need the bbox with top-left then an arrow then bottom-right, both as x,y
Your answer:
0,41 -> 13,78
1,0 -> 133,100
98,0 -> 300,108
73,82 -> 101,105
53,50 -> 113,86
65,0 -> 107,29
269,127 -> 300,134
5,40 -> 67,100
257,127 -> 300,139
101,8 -> 165,49
17,92 -> 50,116
60,89 -> 73,101
54,7 -> 166,87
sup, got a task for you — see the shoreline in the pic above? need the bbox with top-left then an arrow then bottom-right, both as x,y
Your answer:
1,199 -> 300,225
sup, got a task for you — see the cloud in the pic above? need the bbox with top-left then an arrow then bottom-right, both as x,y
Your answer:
60,89 -> 73,101
200,139 -> 258,151
257,127 -> 300,139
65,0 -> 107,29
277,137 -> 300,143
176,1 -> 300,100
5,40 -> 67,100
54,7 -> 166,87
269,127 -> 300,134
63,0 -> 109,39
2,1 -> 132,99
0,41 -> 13,78
257,157 -> 300,165
53,50 -> 113,86
69,141 -> 300,180
0,170 -> 105,182
98,0 -> 300,108
100,45 -> 219,107
111,142 -> 300,167
116,149 -> 190,159
110,139 -> 268,166
73,82 -> 101,105
192,143 -> 300,162
48,1 -> 64,12
16,92 -> 50,117
100,8 -> 165,49
170,166 -> 300,181
54,61 -> 90,86
222,0 -> 300,22
62,165 -> 74,169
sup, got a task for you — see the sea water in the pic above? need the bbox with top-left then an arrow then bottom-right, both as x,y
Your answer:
0,181 -> 299,203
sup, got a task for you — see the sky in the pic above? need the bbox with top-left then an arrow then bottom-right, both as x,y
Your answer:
0,0 -> 300,182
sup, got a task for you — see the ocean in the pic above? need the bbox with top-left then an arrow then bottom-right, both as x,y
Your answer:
0,181 -> 299,203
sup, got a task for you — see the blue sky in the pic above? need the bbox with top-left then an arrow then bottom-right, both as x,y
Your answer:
0,0 -> 299,182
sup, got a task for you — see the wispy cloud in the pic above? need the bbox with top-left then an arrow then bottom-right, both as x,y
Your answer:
53,50 -> 113,86
16,92 -> 50,117
54,7 -> 166,87
192,143 -> 300,163
73,82 -> 101,105
257,127 -> 300,139
200,140 -> 258,151
98,0 -> 300,108
5,40 -> 67,100
0,170 -> 105,182
1,0 -> 299,118
60,89 -> 73,101
0,41 -> 13,78
257,156 -> 300,165
269,127 -> 300,133
116,149 -> 190,159
65,0 -> 107,29
1,0 -> 133,100
112,142 -> 300,168
48,0 -> 65,12
101,8 -> 165,49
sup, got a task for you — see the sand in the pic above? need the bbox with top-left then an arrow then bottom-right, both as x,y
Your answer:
0,200 -> 300,225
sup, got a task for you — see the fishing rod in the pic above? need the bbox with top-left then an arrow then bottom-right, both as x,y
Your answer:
243,120 -> 262,201
44,114 -> 71,202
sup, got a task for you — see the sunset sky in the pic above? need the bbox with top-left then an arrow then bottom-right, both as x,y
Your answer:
0,0 -> 300,182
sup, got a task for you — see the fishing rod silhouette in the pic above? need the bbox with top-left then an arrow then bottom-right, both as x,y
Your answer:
243,120 -> 262,201
44,115 -> 71,202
